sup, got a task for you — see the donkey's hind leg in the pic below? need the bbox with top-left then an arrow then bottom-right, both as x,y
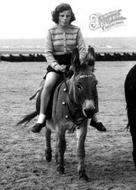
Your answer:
45,127 -> 52,162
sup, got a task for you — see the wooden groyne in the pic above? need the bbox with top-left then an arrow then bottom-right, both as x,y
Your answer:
0,50 -> 136,62
96,52 -> 136,61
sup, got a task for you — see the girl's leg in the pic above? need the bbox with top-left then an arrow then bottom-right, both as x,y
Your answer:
37,72 -> 59,123
90,88 -> 106,131
32,72 -> 60,133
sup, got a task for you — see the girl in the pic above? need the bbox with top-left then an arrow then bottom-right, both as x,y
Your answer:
32,3 -> 106,133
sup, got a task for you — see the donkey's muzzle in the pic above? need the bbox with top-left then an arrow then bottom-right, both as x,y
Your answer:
83,100 -> 96,118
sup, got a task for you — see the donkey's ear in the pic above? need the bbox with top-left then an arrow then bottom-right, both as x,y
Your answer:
71,48 -> 81,73
87,46 -> 96,66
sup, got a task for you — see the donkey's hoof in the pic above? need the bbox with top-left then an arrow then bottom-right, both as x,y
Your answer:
45,149 -> 52,162
57,166 -> 65,174
79,171 -> 89,182
55,154 -> 58,164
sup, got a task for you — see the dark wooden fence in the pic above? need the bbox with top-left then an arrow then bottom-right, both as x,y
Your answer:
1,52 -> 136,62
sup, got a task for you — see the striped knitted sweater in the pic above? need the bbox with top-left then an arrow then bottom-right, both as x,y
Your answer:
44,24 -> 87,68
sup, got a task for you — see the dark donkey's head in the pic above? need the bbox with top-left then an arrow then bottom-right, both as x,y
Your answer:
68,46 -> 98,118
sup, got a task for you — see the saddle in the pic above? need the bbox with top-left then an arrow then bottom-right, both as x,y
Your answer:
29,70 -> 73,119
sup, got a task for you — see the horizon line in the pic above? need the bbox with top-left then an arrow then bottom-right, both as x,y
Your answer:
0,36 -> 136,40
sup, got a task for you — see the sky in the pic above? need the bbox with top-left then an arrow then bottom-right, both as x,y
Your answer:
0,0 -> 135,39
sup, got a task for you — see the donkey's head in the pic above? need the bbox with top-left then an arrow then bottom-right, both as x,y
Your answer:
68,46 -> 98,118
71,46 -> 96,73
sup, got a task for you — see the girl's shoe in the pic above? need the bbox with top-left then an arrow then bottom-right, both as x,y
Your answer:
90,119 -> 106,132
31,123 -> 45,133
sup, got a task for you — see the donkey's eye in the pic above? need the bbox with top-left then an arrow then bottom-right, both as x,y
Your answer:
76,83 -> 82,90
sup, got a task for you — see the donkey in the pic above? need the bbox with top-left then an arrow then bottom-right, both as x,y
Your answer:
17,47 -> 98,181
124,64 -> 136,168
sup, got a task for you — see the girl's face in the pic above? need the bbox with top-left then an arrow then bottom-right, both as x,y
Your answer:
58,10 -> 71,27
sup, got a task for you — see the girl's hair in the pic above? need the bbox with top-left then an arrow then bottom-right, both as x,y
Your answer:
52,3 -> 76,24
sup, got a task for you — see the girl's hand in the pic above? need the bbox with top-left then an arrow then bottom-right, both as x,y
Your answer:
54,64 -> 67,72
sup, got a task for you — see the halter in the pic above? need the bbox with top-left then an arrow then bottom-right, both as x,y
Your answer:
79,74 -> 94,79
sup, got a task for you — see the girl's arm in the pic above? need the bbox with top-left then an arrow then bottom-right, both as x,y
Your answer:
44,30 -> 60,70
77,29 -> 87,64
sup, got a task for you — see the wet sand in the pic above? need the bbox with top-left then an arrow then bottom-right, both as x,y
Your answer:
0,61 -> 136,190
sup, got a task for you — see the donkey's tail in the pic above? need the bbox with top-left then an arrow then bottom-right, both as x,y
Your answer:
16,111 -> 38,126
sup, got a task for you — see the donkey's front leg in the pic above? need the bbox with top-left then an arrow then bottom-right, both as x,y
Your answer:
130,128 -> 136,168
55,128 -> 66,174
76,122 -> 89,181
45,127 -> 52,162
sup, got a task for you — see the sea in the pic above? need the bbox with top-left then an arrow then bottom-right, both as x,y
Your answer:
0,37 -> 136,54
